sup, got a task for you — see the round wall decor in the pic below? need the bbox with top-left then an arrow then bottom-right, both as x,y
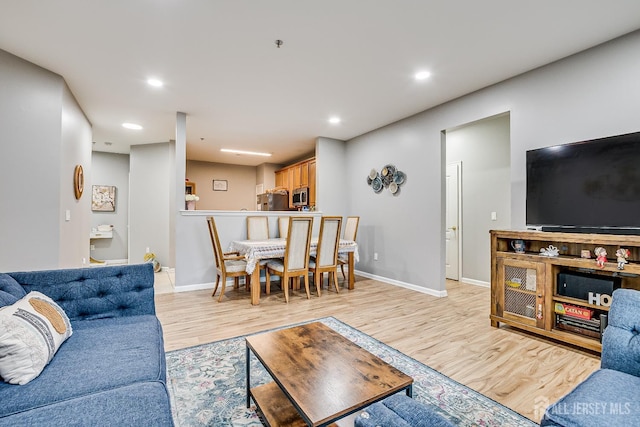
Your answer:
74,164 -> 84,199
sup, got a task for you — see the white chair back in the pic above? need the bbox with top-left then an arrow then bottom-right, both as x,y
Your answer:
285,217 -> 313,271
316,216 -> 342,267
247,216 -> 269,240
343,216 -> 360,241
278,216 -> 290,239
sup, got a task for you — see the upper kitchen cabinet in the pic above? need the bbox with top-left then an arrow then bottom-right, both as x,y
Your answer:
275,169 -> 288,188
308,159 -> 316,207
275,157 -> 315,209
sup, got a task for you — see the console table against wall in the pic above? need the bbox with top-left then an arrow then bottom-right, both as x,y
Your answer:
490,230 -> 640,353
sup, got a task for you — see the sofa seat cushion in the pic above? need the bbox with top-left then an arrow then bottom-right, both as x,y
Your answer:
355,394 -> 455,427
0,315 -> 166,418
542,369 -> 640,427
0,381 -> 173,427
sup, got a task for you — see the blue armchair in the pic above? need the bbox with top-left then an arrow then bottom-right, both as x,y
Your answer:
542,288 -> 640,426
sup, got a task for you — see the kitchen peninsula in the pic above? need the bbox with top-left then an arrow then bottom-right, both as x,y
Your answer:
175,210 -> 325,295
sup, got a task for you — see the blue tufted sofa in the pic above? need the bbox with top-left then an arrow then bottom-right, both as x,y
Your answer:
354,393 -> 455,427
0,263 -> 174,426
542,288 -> 640,426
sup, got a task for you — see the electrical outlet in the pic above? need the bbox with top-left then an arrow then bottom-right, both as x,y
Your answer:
90,244 -> 95,251
146,247 -> 150,253
374,252 -> 379,261
491,211 -> 497,221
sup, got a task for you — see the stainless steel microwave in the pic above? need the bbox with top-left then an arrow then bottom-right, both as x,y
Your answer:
292,187 -> 309,207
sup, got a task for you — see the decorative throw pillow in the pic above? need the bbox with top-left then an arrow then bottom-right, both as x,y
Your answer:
0,291 -> 73,385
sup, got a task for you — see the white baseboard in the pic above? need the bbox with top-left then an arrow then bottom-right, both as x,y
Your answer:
174,281 -> 216,293
460,277 -> 490,287
354,270 -> 448,298
173,271 -> 453,297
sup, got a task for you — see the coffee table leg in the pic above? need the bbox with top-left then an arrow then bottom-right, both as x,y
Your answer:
246,345 -> 251,407
406,384 -> 413,398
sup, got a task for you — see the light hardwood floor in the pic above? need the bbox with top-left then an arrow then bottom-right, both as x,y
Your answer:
155,275 -> 600,423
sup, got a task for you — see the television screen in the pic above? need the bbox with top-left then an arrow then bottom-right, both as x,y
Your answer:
526,131 -> 640,233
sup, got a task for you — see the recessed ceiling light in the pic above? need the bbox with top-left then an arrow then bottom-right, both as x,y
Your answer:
414,71 -> 431,81
220,148 -> 271,157
147,78 -> 163,87
122,122 -> 143,130
329,117 -> 341,124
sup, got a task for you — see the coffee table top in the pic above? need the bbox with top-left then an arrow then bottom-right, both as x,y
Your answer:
246,322 -> 413,426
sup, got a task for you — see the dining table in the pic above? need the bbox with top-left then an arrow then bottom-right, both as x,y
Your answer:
228,238 -> 359,305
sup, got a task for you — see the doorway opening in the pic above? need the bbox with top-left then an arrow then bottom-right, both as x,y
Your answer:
444,112 -> 511,287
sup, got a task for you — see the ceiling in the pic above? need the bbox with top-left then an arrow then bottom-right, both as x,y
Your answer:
2,1 -> 640,166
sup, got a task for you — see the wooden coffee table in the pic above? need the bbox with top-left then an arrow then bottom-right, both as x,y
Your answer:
246,322 -> 413,426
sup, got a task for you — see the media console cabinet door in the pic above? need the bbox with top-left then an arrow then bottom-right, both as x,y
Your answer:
496,258 -> 546,329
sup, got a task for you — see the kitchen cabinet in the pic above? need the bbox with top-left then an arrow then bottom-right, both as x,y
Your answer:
275,170 -> 288,188
308,160 -> 316,206
275,157 -> 315,209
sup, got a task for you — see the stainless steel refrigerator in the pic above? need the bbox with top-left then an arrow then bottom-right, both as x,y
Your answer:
257,193 -> 289,211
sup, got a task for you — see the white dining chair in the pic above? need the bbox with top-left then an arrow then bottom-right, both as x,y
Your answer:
207,217 -> 250,302
265,216 -> 314,303
246,216 -> 269,240
278,216 -> 290,239
309,216 -> 342,295
339,216 -> 359,279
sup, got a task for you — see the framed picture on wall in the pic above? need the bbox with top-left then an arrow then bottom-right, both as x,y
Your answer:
91,185 -> 116,211
213,180 -> 228,191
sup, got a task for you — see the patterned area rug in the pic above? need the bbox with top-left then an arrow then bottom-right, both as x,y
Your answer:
166,317 -> 536,426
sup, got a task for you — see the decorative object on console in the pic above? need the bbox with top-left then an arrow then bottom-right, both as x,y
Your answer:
366,164 -> 406,195
616,248 -> 630,270
185,193 -> 199,210
594,247 -> 607,268
511,239 -> 525,253
581,249 -> 591,259
539,245 -> 559,257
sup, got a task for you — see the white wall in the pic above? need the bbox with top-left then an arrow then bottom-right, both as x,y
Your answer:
344,30 -> 640,294
91,152 -> 130,261
446,114 -> 511,284
129,142 -> 173,266
316,137 -> 347,217
59,83 -> 92,268
0,49 -> 91,271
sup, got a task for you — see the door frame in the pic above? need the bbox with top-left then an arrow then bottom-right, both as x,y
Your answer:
446,161 -> 463,281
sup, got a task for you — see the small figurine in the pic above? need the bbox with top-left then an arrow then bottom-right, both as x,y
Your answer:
594,247 -> 607,269
540,245 -> 559,257
616,248 -> 630,270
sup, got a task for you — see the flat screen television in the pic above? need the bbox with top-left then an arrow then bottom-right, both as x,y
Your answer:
526,131 -> 640,235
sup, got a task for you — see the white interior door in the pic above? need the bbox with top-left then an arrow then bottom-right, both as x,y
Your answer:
446,163 -> 461,280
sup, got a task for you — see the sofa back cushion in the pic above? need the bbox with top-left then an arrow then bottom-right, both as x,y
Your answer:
0,273 -> 26,307
8,264 -> 155,321
601,288 -> 640,377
